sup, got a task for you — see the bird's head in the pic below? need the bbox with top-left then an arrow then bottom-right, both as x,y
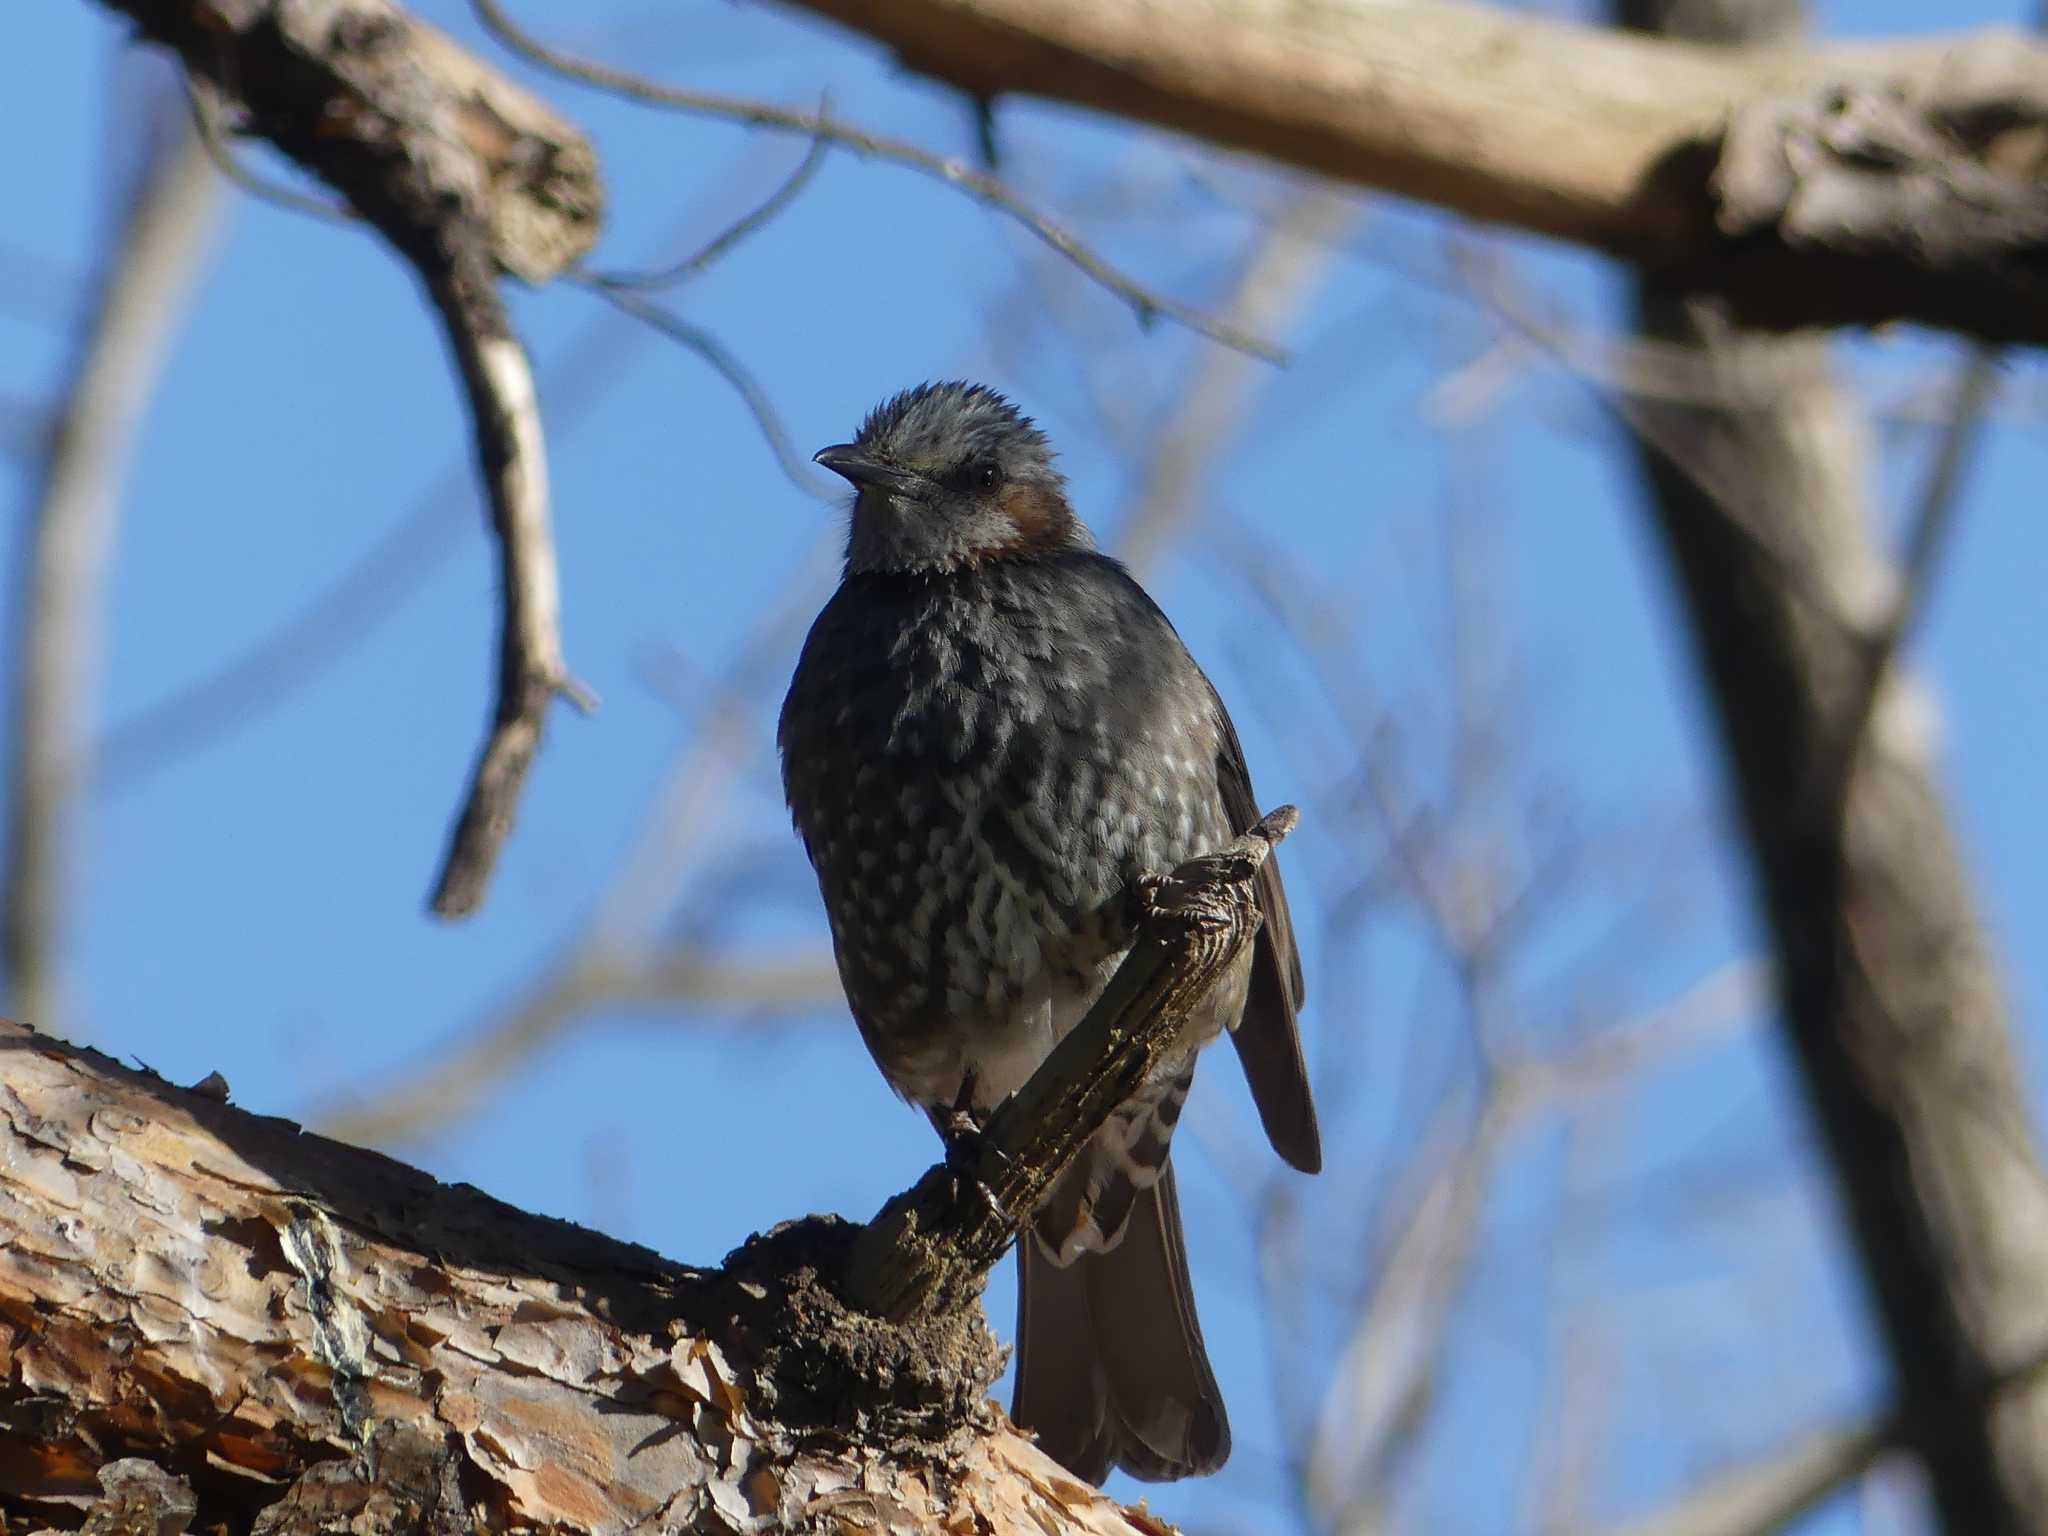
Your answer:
815,381 -> 1086,575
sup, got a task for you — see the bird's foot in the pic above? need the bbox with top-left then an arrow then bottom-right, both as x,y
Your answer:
936,1080 -> 1011,1224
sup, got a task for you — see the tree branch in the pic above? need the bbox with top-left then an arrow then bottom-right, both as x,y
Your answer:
0,817 -> 1294,1525
782,0 -> 2048,346
96,0 -> 607,919
468,0 -> 1286,362
2,105 -> 224,1034
0,1018 -> 1162,1534
1612,0 -> 2048,1526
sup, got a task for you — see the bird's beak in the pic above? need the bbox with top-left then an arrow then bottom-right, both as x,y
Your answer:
813,443 -> 923,494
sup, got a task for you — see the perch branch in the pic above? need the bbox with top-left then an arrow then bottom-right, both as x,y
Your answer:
847,807 -> 1296,1321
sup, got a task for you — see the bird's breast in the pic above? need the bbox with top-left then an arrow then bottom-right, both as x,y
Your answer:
781,561 -> 1234,1105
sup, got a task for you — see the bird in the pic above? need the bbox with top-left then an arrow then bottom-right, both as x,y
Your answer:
779,381 -> 1320,1485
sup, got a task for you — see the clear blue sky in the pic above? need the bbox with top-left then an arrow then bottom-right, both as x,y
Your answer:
4,1 -> 2043,1531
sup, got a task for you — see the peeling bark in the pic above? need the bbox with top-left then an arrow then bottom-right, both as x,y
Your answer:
0,1021 -> 1163,1534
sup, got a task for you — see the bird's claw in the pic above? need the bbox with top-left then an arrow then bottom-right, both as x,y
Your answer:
938,1106 -> 1011,1224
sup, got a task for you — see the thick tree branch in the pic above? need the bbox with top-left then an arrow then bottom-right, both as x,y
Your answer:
3,108 -> 224,1034
784,0 -> 2048,346
96,0 -> 607,918
0,1018 -> 1162,1533
469,0 -> 1286,361
0,817 -> 1295,1523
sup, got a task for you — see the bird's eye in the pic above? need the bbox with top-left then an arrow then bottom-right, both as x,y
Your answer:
972,460 -> 1001,492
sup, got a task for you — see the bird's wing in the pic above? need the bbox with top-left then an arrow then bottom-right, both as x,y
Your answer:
1208,679 -> 1322,1174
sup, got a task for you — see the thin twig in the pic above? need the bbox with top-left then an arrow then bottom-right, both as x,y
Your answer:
1306,959 -> 1762,1525
583,129 -> 829,291
3,107 -> 225,1031
317,573 -> 837,1144
96,287 -> 653,785
184,76 -> 354,227
571,280 -> 834,498
112,0 -> 609,919
468,0 -> 1286,363
1459,253 -> 1871,642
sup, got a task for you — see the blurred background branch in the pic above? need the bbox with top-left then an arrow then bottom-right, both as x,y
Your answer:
2,92 -> 224,1034
1614,0 -> 2048,1527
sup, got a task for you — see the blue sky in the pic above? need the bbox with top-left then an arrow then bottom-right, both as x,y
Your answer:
4,1 -> 2044,1531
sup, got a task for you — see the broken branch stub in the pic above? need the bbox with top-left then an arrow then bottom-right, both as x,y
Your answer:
846,806 -> 1298,1323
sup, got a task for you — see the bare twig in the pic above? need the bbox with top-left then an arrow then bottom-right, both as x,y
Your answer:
183,76 -> 352,226
468,0 -> 1286,363
97,293 -> 644,784
3,107 -> 224,1032
572,281 -> 833,498
1459,255 -> 1873,643
584,130 -> 830,292
1307,961 -> 1762,1525
847,808 -> 1296,1320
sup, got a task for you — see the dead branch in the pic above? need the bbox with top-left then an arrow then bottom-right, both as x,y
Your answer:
95,0 -> 607,919
0,1018 -> 1158,1534
847,808 -> 1295,1320
778,0 -> 2048,348
2,106 -> 224,1034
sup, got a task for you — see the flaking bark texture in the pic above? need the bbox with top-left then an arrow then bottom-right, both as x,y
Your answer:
0,1021 -> 1172,1534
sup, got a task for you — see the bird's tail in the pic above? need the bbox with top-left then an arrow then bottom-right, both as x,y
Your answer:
1011,1160 -> 1230,1483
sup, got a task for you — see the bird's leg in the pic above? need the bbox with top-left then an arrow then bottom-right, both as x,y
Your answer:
934,1071 -> 1011,1223
933,1071 -> 989,1161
